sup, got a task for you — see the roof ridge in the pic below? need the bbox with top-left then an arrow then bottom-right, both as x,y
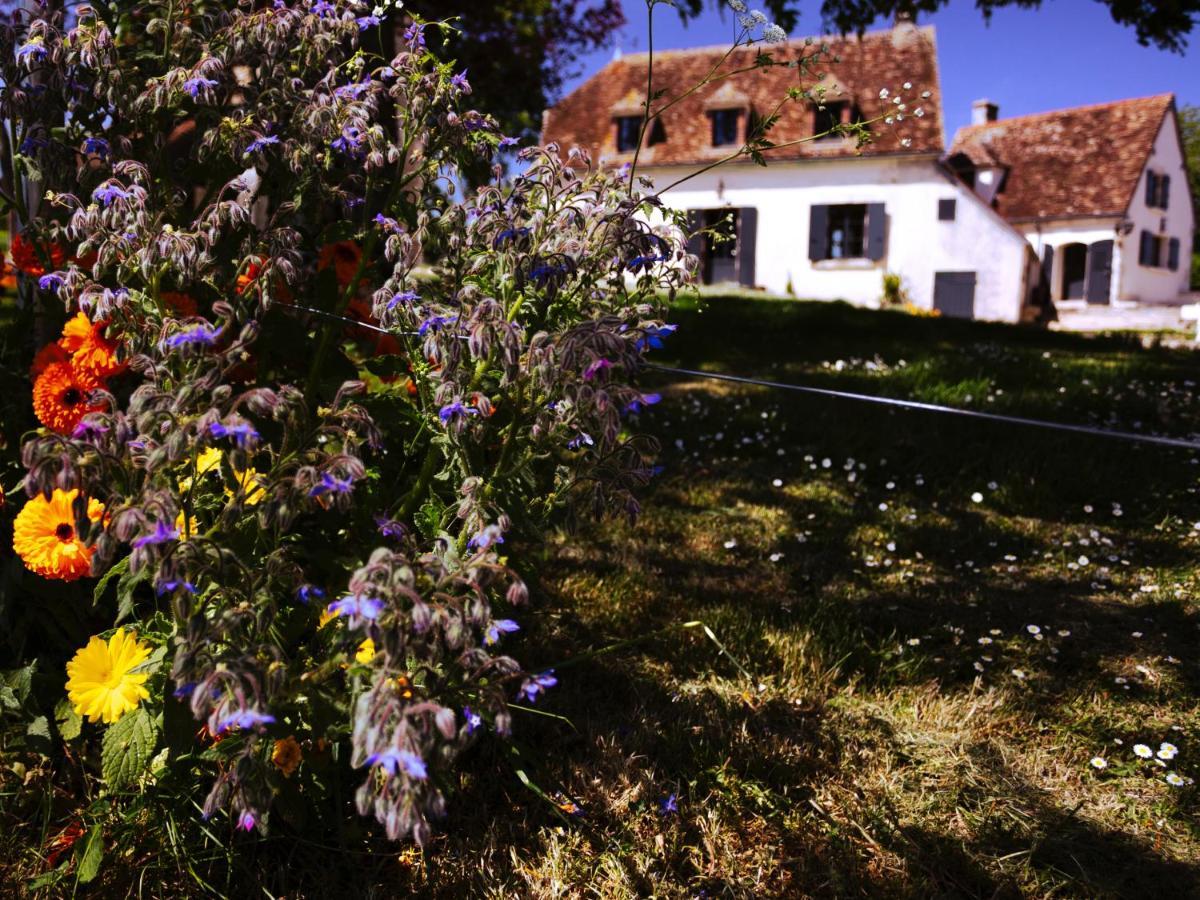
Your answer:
611,23 -> 936,64
954,93 -> 1173,136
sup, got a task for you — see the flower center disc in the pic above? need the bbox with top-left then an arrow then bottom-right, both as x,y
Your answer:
55,523 -> 75,542
62,388 -> 82,406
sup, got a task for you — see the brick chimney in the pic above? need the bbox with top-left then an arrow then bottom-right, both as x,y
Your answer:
972,99 -> 998,125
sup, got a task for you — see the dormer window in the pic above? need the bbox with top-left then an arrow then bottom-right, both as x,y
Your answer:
813,101 -> 865,141
709,108 -> 740,147
615,115 -> 641,153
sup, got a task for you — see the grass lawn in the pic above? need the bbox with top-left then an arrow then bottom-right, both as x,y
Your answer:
9,297 -> 1200,897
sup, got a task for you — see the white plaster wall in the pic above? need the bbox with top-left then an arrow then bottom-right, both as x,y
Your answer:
642,156 -> 1030,322
1118,115 -> 1194,302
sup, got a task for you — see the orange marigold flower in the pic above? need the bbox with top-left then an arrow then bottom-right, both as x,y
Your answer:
32,362 -> 105,435
13,488 -> 105,581
10,232 -> 66,277
59,312 -> 125,380
318,240 -> 363,288
272,736 -> 303,776
31,341 -> 70,377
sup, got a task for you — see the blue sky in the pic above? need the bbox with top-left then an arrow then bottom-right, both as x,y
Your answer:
564,1 -> 1199,141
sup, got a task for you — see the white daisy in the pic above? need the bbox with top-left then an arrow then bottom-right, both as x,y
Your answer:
1158,743 -> 1178,760
1133,744 -> 1154,759
1166,772 -> 1185,787
1090,757 -> 1107,769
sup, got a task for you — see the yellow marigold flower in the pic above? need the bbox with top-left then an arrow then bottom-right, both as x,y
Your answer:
174,510 -> 199,539
355,638 -> 376,664
230,466 -> 267,506
178,447 -> 224,493
272,736 -> 302,777
65,628 -> 151,724
13,489 -> 104,581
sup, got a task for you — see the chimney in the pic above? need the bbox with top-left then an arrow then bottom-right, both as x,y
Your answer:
972,99 -> 998,125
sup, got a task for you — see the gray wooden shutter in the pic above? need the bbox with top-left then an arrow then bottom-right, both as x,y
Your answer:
737,207 -> 757,287
1139,230 -> 1153,265
1161,174 -> 1170,210
933,271 -> 976,318
808,204 -> 829,260
1168,237 -> 1180,271
1085,239 -> 1113,305
1038,244 -> 1054,305
865,203 -> 886,261
937,198 -> 956,221
1145,172 -> 1157,207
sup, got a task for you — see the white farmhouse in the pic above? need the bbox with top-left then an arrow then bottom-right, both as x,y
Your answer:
542,21 -> 1194,325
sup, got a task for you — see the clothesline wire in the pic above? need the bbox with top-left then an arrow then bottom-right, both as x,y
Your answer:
283,302 -> 1200,452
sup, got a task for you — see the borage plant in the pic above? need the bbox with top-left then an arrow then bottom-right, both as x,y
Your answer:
1,0 -> 689,852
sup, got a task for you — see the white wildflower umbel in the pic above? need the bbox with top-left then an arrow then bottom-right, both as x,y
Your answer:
762,22 -> 787,43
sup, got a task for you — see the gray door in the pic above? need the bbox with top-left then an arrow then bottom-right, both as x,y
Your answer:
933,271 -> 976,319
702,209 -> 738,284
1085,239 -> 1113,305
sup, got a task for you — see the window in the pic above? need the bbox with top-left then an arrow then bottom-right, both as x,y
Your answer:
809,203 -> 886,262
615,116 -> 641,153
1139,230 -> 1168,268
827,204 -> 867,258
938,198 -> 956,221
709,109 -> 740,147
1145,171 -> 1171,210
647,118 -> 667,147
812,101 -> 865,141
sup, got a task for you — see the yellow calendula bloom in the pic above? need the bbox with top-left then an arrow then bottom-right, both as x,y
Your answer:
65,628 -> 152,724
178,448 -> 266,506
272,736 -> 302,777
178,447 -> 224,493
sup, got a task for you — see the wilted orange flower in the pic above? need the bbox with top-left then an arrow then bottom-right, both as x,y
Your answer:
32,361 -> 105,434
13,488 -> 105,581
10,232 -> 67,277
59,312 -> 125,379
44,820 -> 85,869
318,240 -> 362,288
161,291 -> 199,317
31,341 -> 70,377
272,736 -> 302,776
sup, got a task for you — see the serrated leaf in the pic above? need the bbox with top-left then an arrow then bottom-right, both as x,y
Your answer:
74,823 -> 103,884
416,497 -> 446,540
55,698 -> 82,741
101,708 -> 158,789
114,563 -> 150,624
92,556 -> 130,608
25,715 -> 52,756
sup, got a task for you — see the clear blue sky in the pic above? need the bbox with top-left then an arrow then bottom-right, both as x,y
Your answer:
565,1 -> 1199,141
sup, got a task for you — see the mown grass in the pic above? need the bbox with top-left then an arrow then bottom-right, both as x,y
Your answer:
7,297 -> 1200,897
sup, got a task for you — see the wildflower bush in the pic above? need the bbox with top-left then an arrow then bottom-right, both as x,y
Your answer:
0,0 -> 690,862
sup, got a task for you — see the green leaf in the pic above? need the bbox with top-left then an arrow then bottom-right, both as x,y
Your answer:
25,715 -> 52,756
92,556 -> 130,608
114,562 -> 150,624
74,823 -> 104,884
55,698 -> 82,741
101,708 -> 159,789
416,496 -> 446,540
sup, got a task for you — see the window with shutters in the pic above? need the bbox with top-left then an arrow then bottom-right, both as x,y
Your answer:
1139,230 -> 1167,268
614,116 -> 641,153
1145,171 -> 1171,209
708,109 -> 740,147
827,204 -> 867,258
937,198 -> 956,221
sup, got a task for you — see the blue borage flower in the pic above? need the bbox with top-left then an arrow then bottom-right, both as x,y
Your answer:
626,253 -> 666,272
403,23 -> 425,47
37,272 -> 65,291
386,290 -> 419,310
209,420 -> 260,448
660,794 -> 679,815
498,136 -> 520,148
172,681 -> 197,699
366,747 -> 427,779
243,134 -> 280,156
485,619 -> 519,646
296,584 -> 325,604
310,0 -> 335,16
158,579 -> 197,597
567,432 -> 593,450
530,262 -> 569,286
71,419 -> 109,442
20,135 -> 48,154
83,136 -> 109,159
636,323 -> 677,351
418,313 -> 456,336
493,226 -> 530,249
373,213 -> 403,233
624,392 -> 662,414
463,706 -> 483,734
309,471 -> 356,498
215,709 -> 276,733
517,670 -> 557,703
163,322 -> 222,349
236,811 -> 256,832
438,400 -> 479,424
132,519 -> 180,548
583,358 -> 612,381
16,39 -> 46,62
183,76 -> 219,98
468,523 -> 504,550
374,515 -> 406,539
327,594 -> 385,621
331,124 -> 367,159
451,70 -> 470,91
334,78 -> 371,100
93,183 -> 132,206
356,14 -> 382,29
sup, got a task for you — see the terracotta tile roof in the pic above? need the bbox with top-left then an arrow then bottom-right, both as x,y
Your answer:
542,25 -> 944,167
947,94 -> 1174,221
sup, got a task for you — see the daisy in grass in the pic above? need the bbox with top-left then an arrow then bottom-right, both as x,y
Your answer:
1090,757 -> 1107,770
65,628 -> 152,723
32,361 -> 104,434
13,488 -> 105,581
1133,744 -> 1154,759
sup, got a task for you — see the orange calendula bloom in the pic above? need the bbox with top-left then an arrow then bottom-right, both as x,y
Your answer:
59,312 -> 125,380
317,240 -> 363,288
32,361 -> 105,435
9,232 -> 66,277
30,341 -> 70,377
65,628 -> 152,724
272,736 -> 303,776
13,488 -> 105,581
